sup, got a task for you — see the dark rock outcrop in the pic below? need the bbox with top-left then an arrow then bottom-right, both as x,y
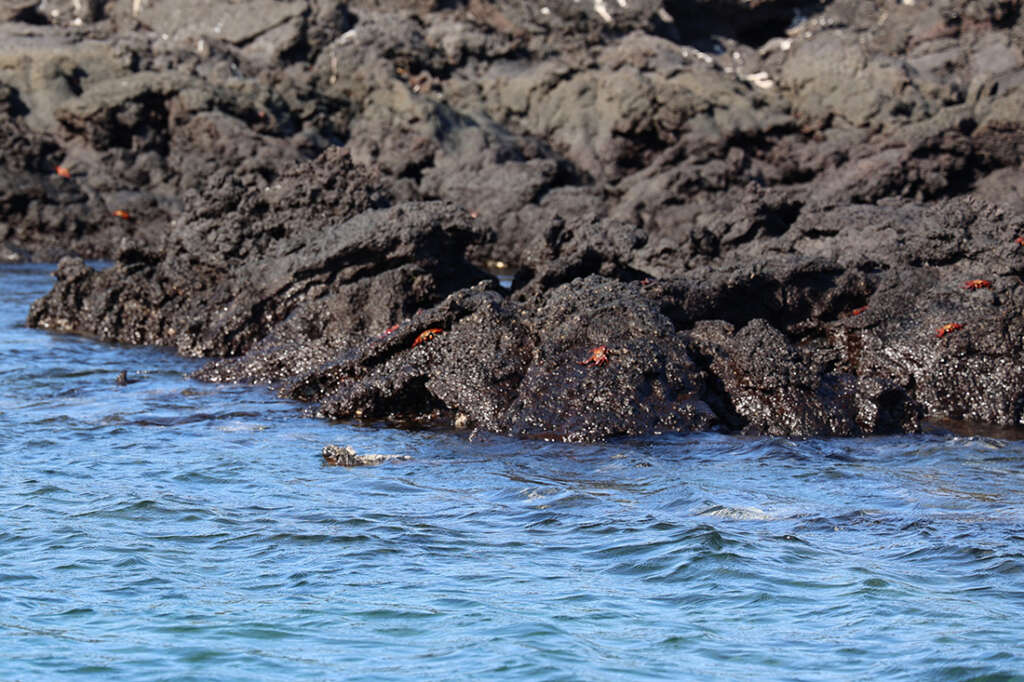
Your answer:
10,0 -> 1024,440
28,149 -> 491,366
268,276 -> 719,441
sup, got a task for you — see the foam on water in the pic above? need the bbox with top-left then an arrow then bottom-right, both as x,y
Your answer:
2,264 -> 1023,680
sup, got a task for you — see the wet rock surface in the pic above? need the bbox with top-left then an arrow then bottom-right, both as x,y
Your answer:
12,0 -> 1024,440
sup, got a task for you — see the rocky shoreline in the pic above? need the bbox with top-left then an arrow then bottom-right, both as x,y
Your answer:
6,0 -> 1024,440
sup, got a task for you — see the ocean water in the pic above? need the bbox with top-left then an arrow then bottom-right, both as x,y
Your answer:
2,263 -> 1023,681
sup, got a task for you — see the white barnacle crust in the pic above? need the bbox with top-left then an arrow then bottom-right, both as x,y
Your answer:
681,47 -> 714,65
742,71 -> 775,89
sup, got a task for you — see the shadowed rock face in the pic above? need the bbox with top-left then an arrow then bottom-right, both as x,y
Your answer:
28,149 -> 491,365
187,195 -> 1022,439
11,0 -> 1024,439
271,276 -> 720,441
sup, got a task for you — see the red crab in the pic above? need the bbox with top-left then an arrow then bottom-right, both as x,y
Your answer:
412,328 -> 443,347
578,345 -> 610,366
55,165 -> 72,179
851,306 -> 868,316
111,209 -> 133,221
936,323 -> 963,338
963,279 -> 992,290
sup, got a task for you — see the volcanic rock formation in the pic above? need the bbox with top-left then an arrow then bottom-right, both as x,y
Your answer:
11,0 -> 1024,439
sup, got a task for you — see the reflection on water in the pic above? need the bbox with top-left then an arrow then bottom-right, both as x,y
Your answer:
2,264 -> 1024,680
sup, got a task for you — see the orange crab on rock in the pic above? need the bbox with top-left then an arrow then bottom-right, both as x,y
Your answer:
936,323 -> 963,338
578,345 -> 610,366
963,279 -> 992,290
412,328 -> 443,347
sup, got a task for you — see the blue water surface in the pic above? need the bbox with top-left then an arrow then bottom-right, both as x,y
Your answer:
2,263 -> 1023,681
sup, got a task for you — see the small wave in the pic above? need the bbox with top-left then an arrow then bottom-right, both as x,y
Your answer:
697,505 -> 775,521
129,411 -> 265,427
